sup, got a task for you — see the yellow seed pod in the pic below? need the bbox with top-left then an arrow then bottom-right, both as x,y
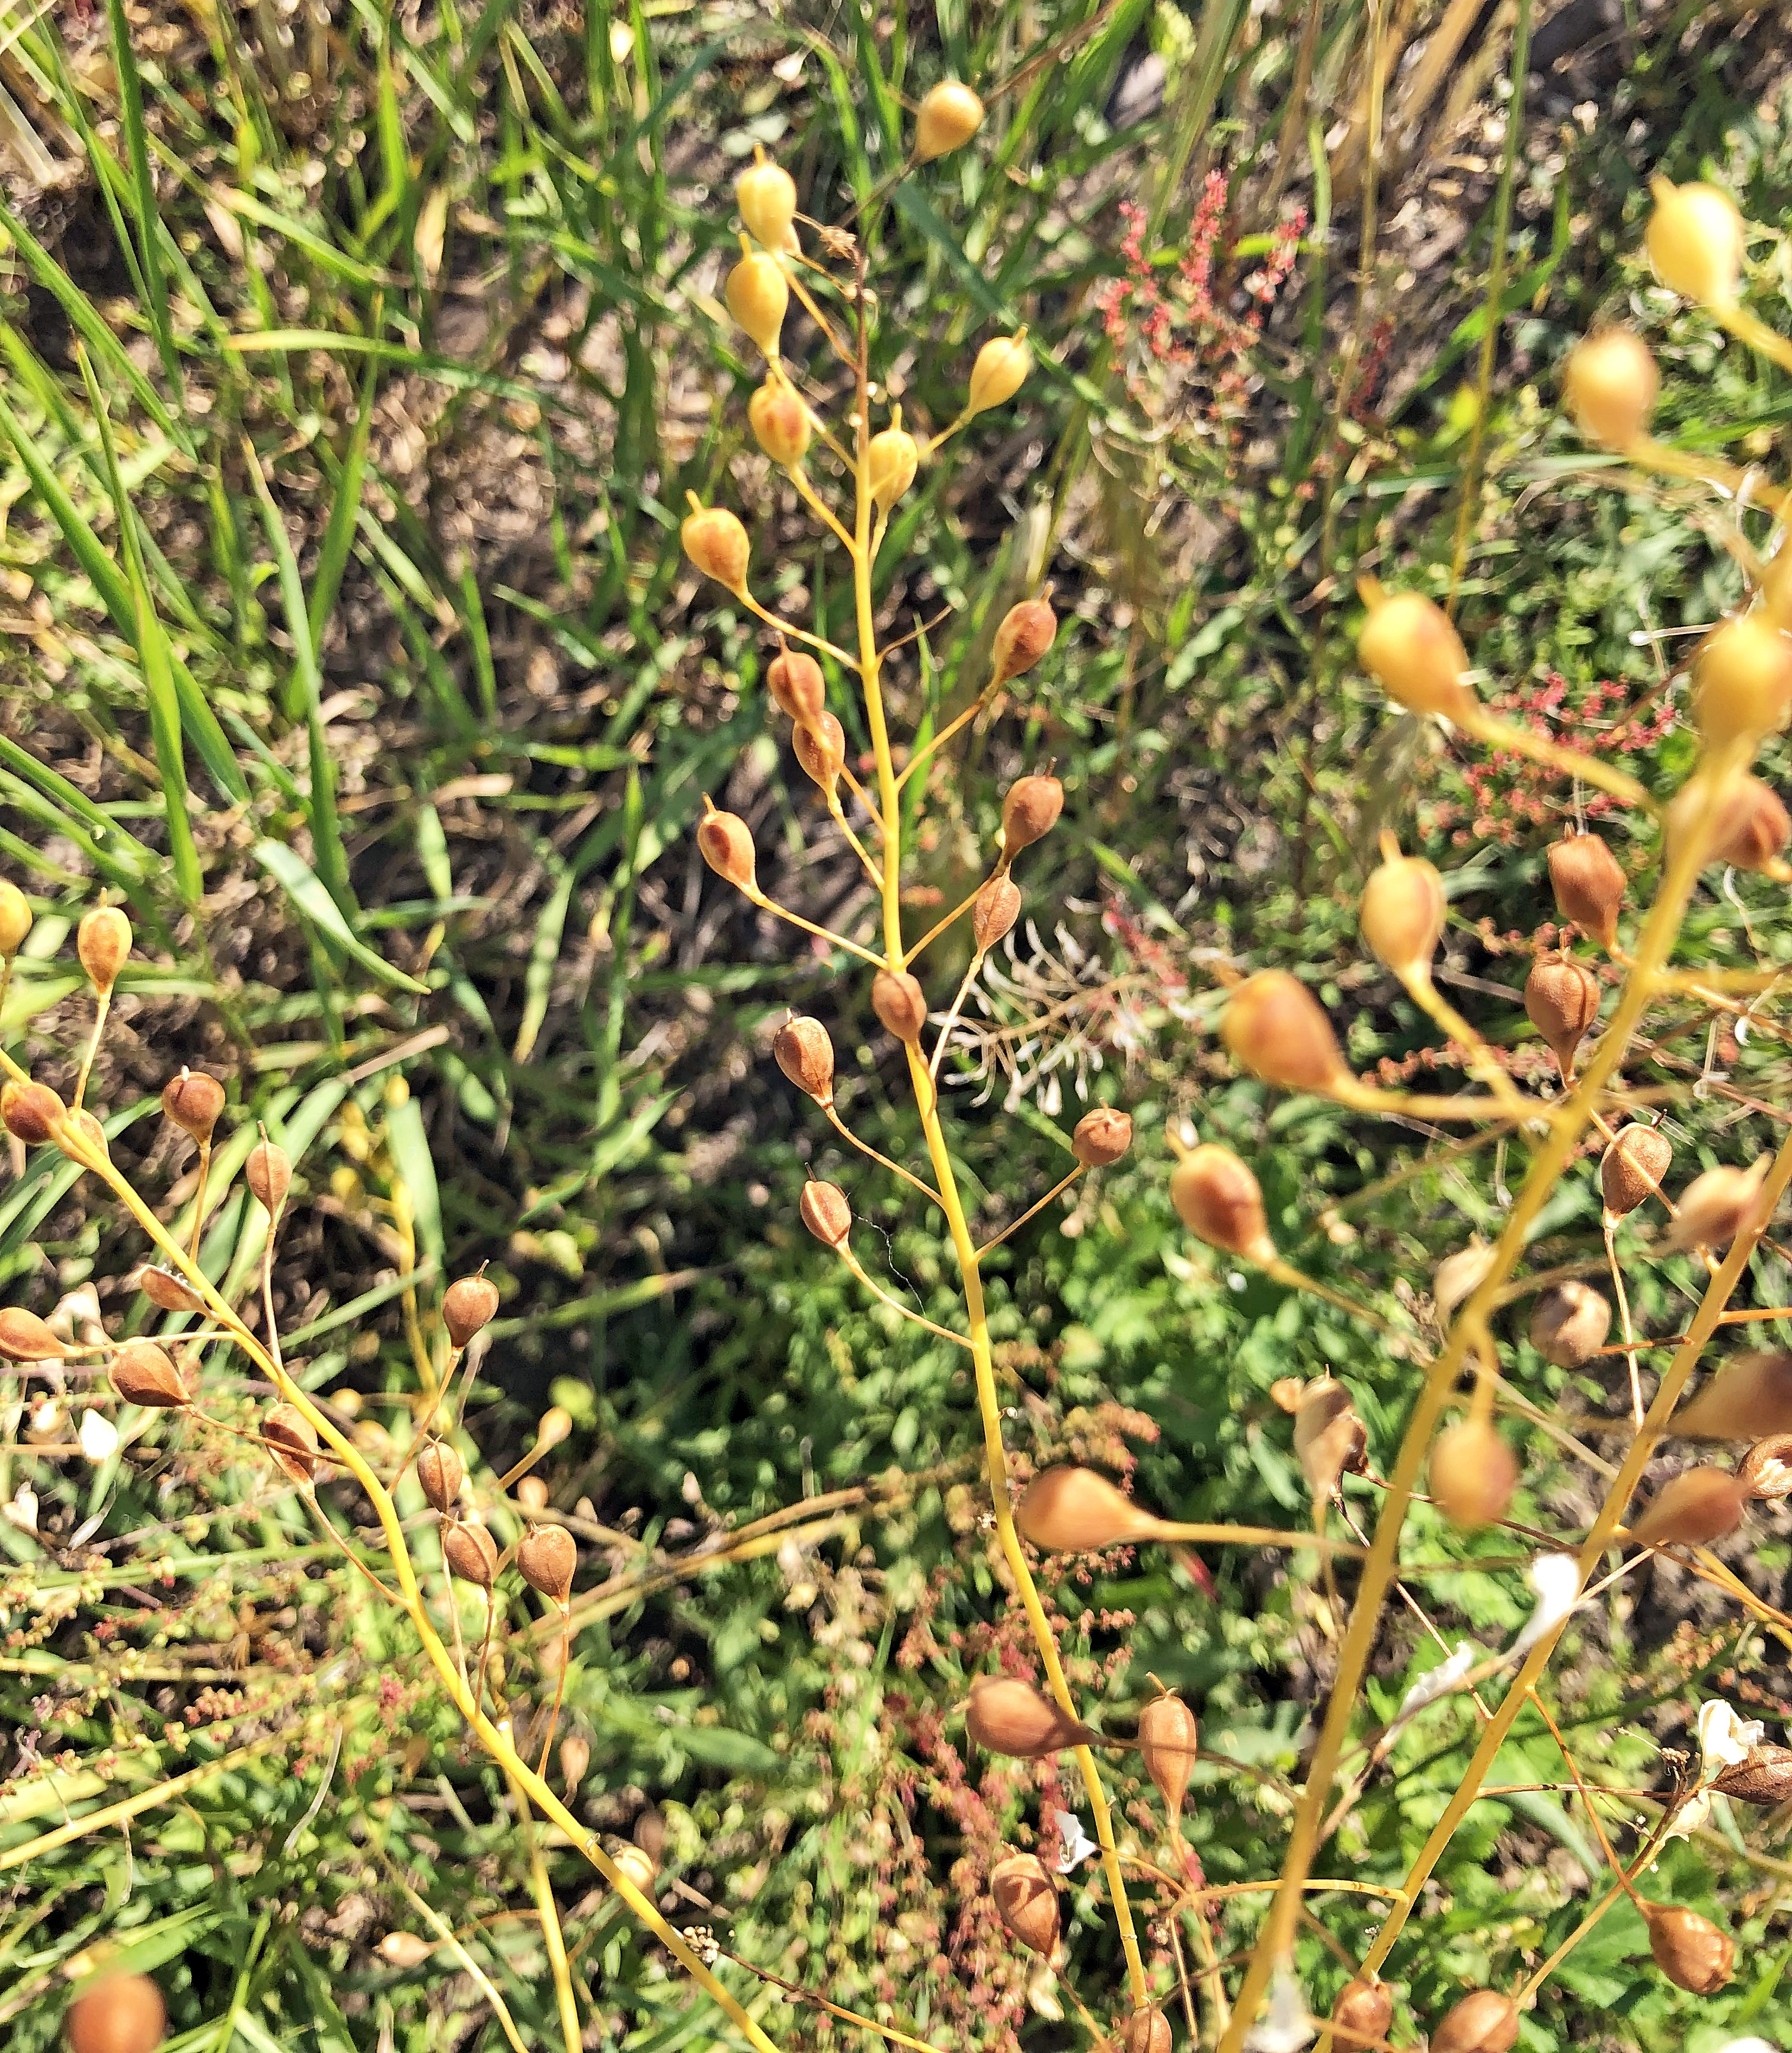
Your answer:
78,905 -> 132,994
967,332 -> 1029,416
725,244 -> 788,358
1646,177 -> 1746,308
916,80 -> 984,161
1357,585 -> 1476,721
737,152 -> 798,249
681,496 -> 750,591
748,377 -> 811,467
1562,329 -> 1659,450
868,425 -> 919,511
1694,613 -> 1792,748
0,879 -> 29,958
1359,851 -> 1445,979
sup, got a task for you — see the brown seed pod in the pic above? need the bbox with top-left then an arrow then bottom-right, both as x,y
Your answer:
1356,588 -> 1477,722
1563,328 -> 1660,450
0,877 -> 30,957
916,79 -> 985,159
1137,1690 -> 1198,1820
1694,613 -> 1792,749
77,905 -> 132,994
1524,954 -> 1601,1078
1645,1903 -> 1734,1994
1431,1990 -> 1519,2053
799,1180 -> 853,1248
794,710 -> 847,789
1072,1107 -> 1132,1168
66,1971 -> 166,2053
680,501 -> 750,591
1359,853 -> 1446,979
868,427 -> 920,511
964,1676 -> 1100,1758
443,1518 -> 500,1589
1628,1467 -> 1748,1549
613,1843 -> 657,1893
1121,2006 -> 1170,2053
0,1307 -> 65,1362
1294,1376 -> 1368,1500
137,1266 -> 204,1314
1330,1978 -> 1394,2047
766,648 -> 826,726
1170,1144 -> 1276,1263
989,1852 -> 1060,1955
1547,831 -> 1626,949
1,1078 -> 63,1146
972,875 -> 1022,953
1221,971 -> 1349,1094
1739,1432 -> 1792,1499
773,1015 -> 834,1104
1711,1741 -> 1792,1804
696,805 -> 757,893
1601,1123 -> 1672,1216
518,1524 -> 578,1603
1528,1280 -> 1613,1368
748,377 -> 811,467
1269,1378 -> 1305,1414
517,1474 -> 549,1513
1665,1160 -> 1771,1254
443,1274 -> 501,1350
991,594 -> 1057,686
559,1733 -> 591,1795
1434,1241 -> 1497,1326
161,1069 -> 225,1145
1671,1353 -> 1792,1442
246,1139 -> 291,1216
872,969 -> 928,1043
1016,1468 -> 1159,1552
1669,771 -> 1792,872
1001,774 -> 1063,852
111,1341 -> 188,1410
1430,1420 -> 1518,1530
417,1439 -> 465,1513
263,1404 -> 319,1485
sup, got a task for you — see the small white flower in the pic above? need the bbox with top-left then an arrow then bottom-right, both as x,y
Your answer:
1050,1807 -> 1099,1873
1244,1963 -> 1315,2053
1511,1553 -> 1580,1655
1697,1699 -> 1764,1777
2,1483 -> 37,1535
1656,1787 -> 1711,1847
1396,1641 -> 1476,1722
79,1410 -> 119,1462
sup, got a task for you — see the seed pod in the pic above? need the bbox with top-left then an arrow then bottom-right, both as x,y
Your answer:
1430,1420 -> 1518,1530
517,1474 -> 549,1513
1356,587 -> 1476,722
1548,832 -> 1625,949
794,710 -> 847,790
246,1138 -> 291,1216
1072,1107 -> 1132,1168
737,153 -> 798,248
518,1524 -> 577,1603
1675,1353 -> 1792,1440
1137,1691 -> 1198,1820
1563,328 -> 1659,450
560,1732 -> 591,1795
0,1308 -> 64,1362
443,1273 -> 501,1350
1330,1978 -> 1393,2047
1269,1378 -> 1305,1414
767,648 -> 826,725
1016,1467 -> 1159,1552
967,332 -> 1029,417
916,79 -> 985,159
696,804 -> 757,893
872,969 -> 928,1043
0,877 -> 30,957
725,246 -> 788,357
161,1069 -> 225,1145
1663,1158 -> 1771,1253
1524,954 -> 1601,1078
1645,1903 -> 1734,1993
991,594 -> 1057,686
1431,1990 -> 1519,2053
1601,1123 -> 1672,1216
1001,774 -> 1063,851
972,875 -> 1022,953
748,378 -> 810,466
1528,1280 -> 1612,1367
1221,971 -> 1349,1094
1,1078 -> 63,1145
680,500 -> 750,591
1669,771 -> 1791,871
613,1843 -> 657,1893
66,1972 -> 166,2053
77,905 -> 132,994
868,426 -> 919,511
1694,613 -> 1792,749
111,1341 -> 188,1410
964,1676 -> 1100,1758
1360,853 -> 1445,978
990,1852 -> 1060,1954
1740,1433 -> 1792,1500
263,1404 -> 319,1485
1170,1144 -> 1276,1263
137,1266 -> 204,1314
1628,1467 -> 1748,1549
1711,1741 -> 1792,1803
418,1439 -> 465,1511
800,1180 -> 852,1248
443,1518 -> 500,1588
68,1107 -> 108,1158
773,1016 -> 835,1104
1121,2006 -> 1170,2053
1294,1376 -> 1368,1500
377,1932 -> 434,1970
1646,177 -> 1746,307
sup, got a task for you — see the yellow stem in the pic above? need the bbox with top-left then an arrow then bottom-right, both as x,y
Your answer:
974,1164 -> 1082,1255
823,1104 -> 945,1209
837,1244 -> 972,1349
1458,704 -> 1656,815
747,888 -> 887,970
500,1730 -> 584,2053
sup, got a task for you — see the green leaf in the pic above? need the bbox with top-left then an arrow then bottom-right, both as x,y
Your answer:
252,841 -> 428,995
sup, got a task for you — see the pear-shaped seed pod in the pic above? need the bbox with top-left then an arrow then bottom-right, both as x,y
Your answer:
264,1404 -> 319,1486
1137,1691 -> 1198,1820
1646,177 -> 1745,308
696,805 -> 757,892
0,1307 -> 66,1362
1430,1420 -> 1518,1530
989,1852 -> 1059,1954
1628,1468 -> 1748,1549
1170,1144 -> 1275,1263
1674,1353 -> 1792,1440
1694,613 -> 1792,749
1330,1978 -> 1393,2047
1360,853 -> 1445,978
972,876 -> 1022,953
1528,1280 -> 1612,1367
964,1676 -> 1099,1758
967,332 -> 1029,415
1072,1108 -> 1132,1168
872,970 -> 928,1043
1001,774 -> 1063,851
1294,1377 -> 1368,1500
916,79 -> 985,159
1548,831 -> 1626,949
443,1274 -> 500,1350
518,1475 -> 549,1513
377,1932 -> 434,1969
1601,1123 -> 1672,1216
1,1078 -> 63,1146
1221,971 -> 1349,1094
246,1139 -> 291,1216
1434,1240 -> 1496,1326
66,1972 -> 166,2053
443,1518 -> 500,1589
773,1016 -> 834,1103
1016,1468 -> 1159,1552
1665,1160 -> 1772,1254
1711,1740 -> 1792,1803
1669,771 -> 1791,872
613,1842 -> 657,1893
1563,328 -> 1660,450
1739,1433 -> 1792,1500
1356,588 -> 1476,721
1524,955 -> 1601,1078
748,379 -> 810,467
799,1180 -> 852,1248
767,648 -> 826,725
725,248 -> 788,356
560,1732 -> 591,1795
0,877 -> 30,957
518,1524 -> 578,1603
737,154 -> 797,246
418,1439 -> 465,1512
1645,1903 -> 1735,1993
1269,1378 -> 1305,1414
78,905 -> 132,994
111,1341 -> 188,1409
161,1069 -> 225,1145
1431,1990 -> 1520,2053
138,1266 -> 204,1314
991,594 -> 1057,686
680,502 -> 750,591
1121,2006 -> 1171,2053
793,710 -> 847,789
868,427 -> 919,511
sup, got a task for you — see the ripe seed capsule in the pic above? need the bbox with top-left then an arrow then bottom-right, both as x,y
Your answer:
112,1341 -> 188,1409
0,877 -> 30,957
736,152 -> 798,248
518,1524 -> 578,1604
1430,1419 -> 1517,1529
1646,177 -> 1746,307
246,1138 -> 292,1216
1220,971 -> 1349,1094
1121,2007 -> 1170,2053
793,710 -> 847,790
967,332 -> 1029,416
1433,1240 -> 1495,1324
1137,1690 -> 1198,1820
767,648 -> 826,725
1669,771 -> 1791,871
1562,329 -> 1659,450
560,1733 -> 591,1794
443,1518 -> 500,1588
1072,1107 -> 1132,1167
725,245 -> 788,357
1711,1737 -> 1792,1800
989,1852 -> 1059,1955
972,875 -> 1022,953
773,1015 -> 835,1104
1016,1467 -> 1159,1551
1645,1903 -> 1735,1994
418,1438 -> 465,1512
66,1972 -> 166,2053
263,1403 -> 319,1485
1665,1158 -> 1771,1253
1356,586 -> 1476,720
1528,1280 -> 1612,1367
1601,1122 -> 1672,1216
1330,1978 -> 1393,2047
138,1266 -> 204,1314
964,1675 -> 1100,1757
1675,1351 -> 1792,1441
991,592 -> 1057,686
916,79 -> 985,160
161,1069 -> 225,1145
1294,1376 -> 1368,1499
872,969 -> 928,1043
799,1180 -> 852,1248
1359,850 -> 1445,979
1547,831 -> 1625,949
443,1273 -> 500,1349
748,378 -> 811,466
697,803 -> 757,893
680,498 -> 750,591
1524,954 -> 1601,1079
518,1474 -> 549,1513
1694,613 -> 1792,748
1628,1467 -> 1748,1549
0,1307 -> 65,1362
1431,1989 -> 1519,2053
1000,774 -> 1063,851
1170,1143 -> 1275,1263
2,1078 -> 63,1145
1739,1434 -> 1792,1502
868,425 -> 919,511
78,905 -> 132,994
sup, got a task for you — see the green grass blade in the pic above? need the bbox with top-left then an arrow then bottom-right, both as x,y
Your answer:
100,0 -> 183,403
308,345 -> 380,652
251,841 -> 429,997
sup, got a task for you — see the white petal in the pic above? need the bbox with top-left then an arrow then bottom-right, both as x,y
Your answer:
80,1410 -> 120,1462
1397,1641 -> 1475,1721
1697,1699 -> 1764,1775
1244,1964 -> 1315,2053
1512,1552 -> 1579,1654
1051,1807 -> 1099,1873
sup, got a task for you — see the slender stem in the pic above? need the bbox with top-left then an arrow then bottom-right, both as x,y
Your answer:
1149,1519 -> 1364,1558
1458,704 -> 1655,815
1713,301 -> 1792,383
823,791 -> 885,888
823,1104 -> 944,1209
975,1165 -> 1082,1255
1604,1213 -> 1645,1427
837,1244 -> 972,1349
896,681 -> 1000,792
72,992 -> 110,1112
747,888 -> 887,971
927,956 -> 983,1084
735,590 -> 856,666
1615,429 -> 1792,515
188,1141 -> 213,1264
1405,971 -> 1534,1120
908,882 -> 988,963
500,1731 -> 584,2053
789,465 -> 858,552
